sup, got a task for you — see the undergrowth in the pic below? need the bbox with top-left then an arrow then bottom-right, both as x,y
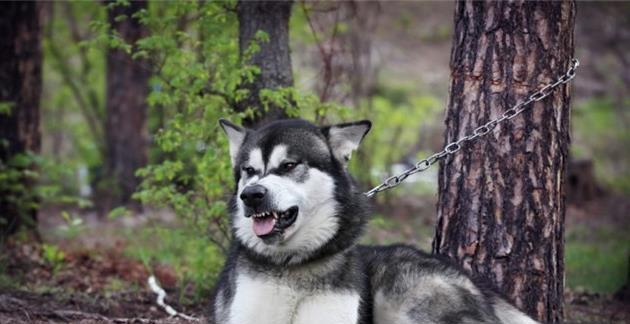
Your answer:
123,225 -> 225,303
565,224 -> 630,293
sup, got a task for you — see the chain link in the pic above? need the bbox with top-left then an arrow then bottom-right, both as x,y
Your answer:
364,58 -> 580,198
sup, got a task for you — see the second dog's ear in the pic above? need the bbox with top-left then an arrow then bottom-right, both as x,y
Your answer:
321,120 -> 371,166
219,119 -> 247,165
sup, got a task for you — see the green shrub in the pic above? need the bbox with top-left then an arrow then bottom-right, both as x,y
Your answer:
100,1 -> 347,295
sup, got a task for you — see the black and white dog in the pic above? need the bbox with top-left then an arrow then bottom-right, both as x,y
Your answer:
210,118 -> 537,324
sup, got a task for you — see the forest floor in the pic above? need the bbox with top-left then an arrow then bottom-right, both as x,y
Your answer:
0,238 -> 207,323
1,194 -> 629,323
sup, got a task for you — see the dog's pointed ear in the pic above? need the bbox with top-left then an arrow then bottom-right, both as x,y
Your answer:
321,120 -> 371,166
219,118 -> 247,165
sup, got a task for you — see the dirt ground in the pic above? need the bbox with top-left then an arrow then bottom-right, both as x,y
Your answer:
1,264 -> 628,323
1,196 -> 628,323
0,237 -> 207,323
1,290 -> 627,324
0,290 -> 205,323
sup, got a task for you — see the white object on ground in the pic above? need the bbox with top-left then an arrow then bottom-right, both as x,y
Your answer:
148,275 -> 199,321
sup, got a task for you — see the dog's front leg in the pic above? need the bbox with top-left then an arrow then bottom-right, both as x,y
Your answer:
227,274 -> 299,324
292,292 -> 361,324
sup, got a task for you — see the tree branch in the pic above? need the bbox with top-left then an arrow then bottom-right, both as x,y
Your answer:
61,2 -> 104,121
45,5 -> 105,156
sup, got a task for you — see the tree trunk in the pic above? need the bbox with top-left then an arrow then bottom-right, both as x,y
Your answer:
104,1 -> 150,209
432,1 -> 575,322
0,1 -> 43,238
236,0 -> 293,128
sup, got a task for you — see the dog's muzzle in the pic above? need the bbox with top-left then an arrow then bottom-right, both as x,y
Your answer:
240,184 -> 267,209
240,185 -> 299,239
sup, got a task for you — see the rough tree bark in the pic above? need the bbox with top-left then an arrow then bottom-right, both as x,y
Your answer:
104,1 -> 150,209
0,1 -> 43,237
236,0 -> 293,128
433,1 -> 575,322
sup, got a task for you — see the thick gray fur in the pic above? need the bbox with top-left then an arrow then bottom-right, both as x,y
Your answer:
210,119 -> 538,324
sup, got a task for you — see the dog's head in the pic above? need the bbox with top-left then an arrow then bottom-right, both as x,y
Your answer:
220,118 -> 371,265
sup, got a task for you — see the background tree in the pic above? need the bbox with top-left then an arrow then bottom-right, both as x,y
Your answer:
0,1 -> 43,238
104,1 -> 150,209
236,0 -> 294,127
433,1 -> 575,322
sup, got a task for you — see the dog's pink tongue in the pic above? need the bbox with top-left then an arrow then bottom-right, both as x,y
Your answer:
253,217 -> 276,236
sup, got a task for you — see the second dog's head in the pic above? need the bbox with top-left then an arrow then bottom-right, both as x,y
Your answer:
220,118 -> 371,265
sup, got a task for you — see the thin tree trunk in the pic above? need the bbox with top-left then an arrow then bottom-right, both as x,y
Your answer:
236,0 -> 293,128
104,1 -> 150,209
433,1 -> 575,322
0,1 -> 43,237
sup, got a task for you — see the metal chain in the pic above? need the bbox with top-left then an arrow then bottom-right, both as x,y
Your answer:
364,58 -> 580,198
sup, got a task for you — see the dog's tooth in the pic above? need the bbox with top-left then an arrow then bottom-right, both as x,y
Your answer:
272,212 -> 278,219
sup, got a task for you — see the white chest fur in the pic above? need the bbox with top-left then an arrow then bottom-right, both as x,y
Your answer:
227,273 -> 360,324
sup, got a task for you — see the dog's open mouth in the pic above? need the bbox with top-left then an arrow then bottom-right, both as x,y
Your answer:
249,206 -> 298,238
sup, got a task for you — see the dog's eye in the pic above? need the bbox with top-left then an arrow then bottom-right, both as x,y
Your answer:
281,162 -> 298,172
243,167 -> 256,176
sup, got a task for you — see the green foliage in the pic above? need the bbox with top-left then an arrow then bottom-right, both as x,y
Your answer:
118,1 -> 345,295
0,101 -> 14,115
2,151 -> 90,215
36,156 -> 93,209
290,5 -> 442,199
53,211 -> 86,239
124,226 -> 224,302
104,277 -> 129,295
42,243 -> 66,274
572,97 -> 630,193
350,84 -> 442,197
129,2 -> 243,256
565,225 -> 630,293
0,152 -> 41,232
0,146 -> 91,239
42,1 -> 107,197
107,206 -> 130,220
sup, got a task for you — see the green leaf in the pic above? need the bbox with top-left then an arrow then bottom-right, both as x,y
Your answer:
108,206 -> 130,220
0,101 -> 14,115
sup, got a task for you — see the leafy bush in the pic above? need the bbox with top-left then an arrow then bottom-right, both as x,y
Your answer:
0,148 -> 89,238
128,1 -> 276,255
98,1 -> 347,294
0,152 -> 40,232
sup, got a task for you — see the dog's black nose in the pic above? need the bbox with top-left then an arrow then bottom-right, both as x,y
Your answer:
240,185 -> 267,208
